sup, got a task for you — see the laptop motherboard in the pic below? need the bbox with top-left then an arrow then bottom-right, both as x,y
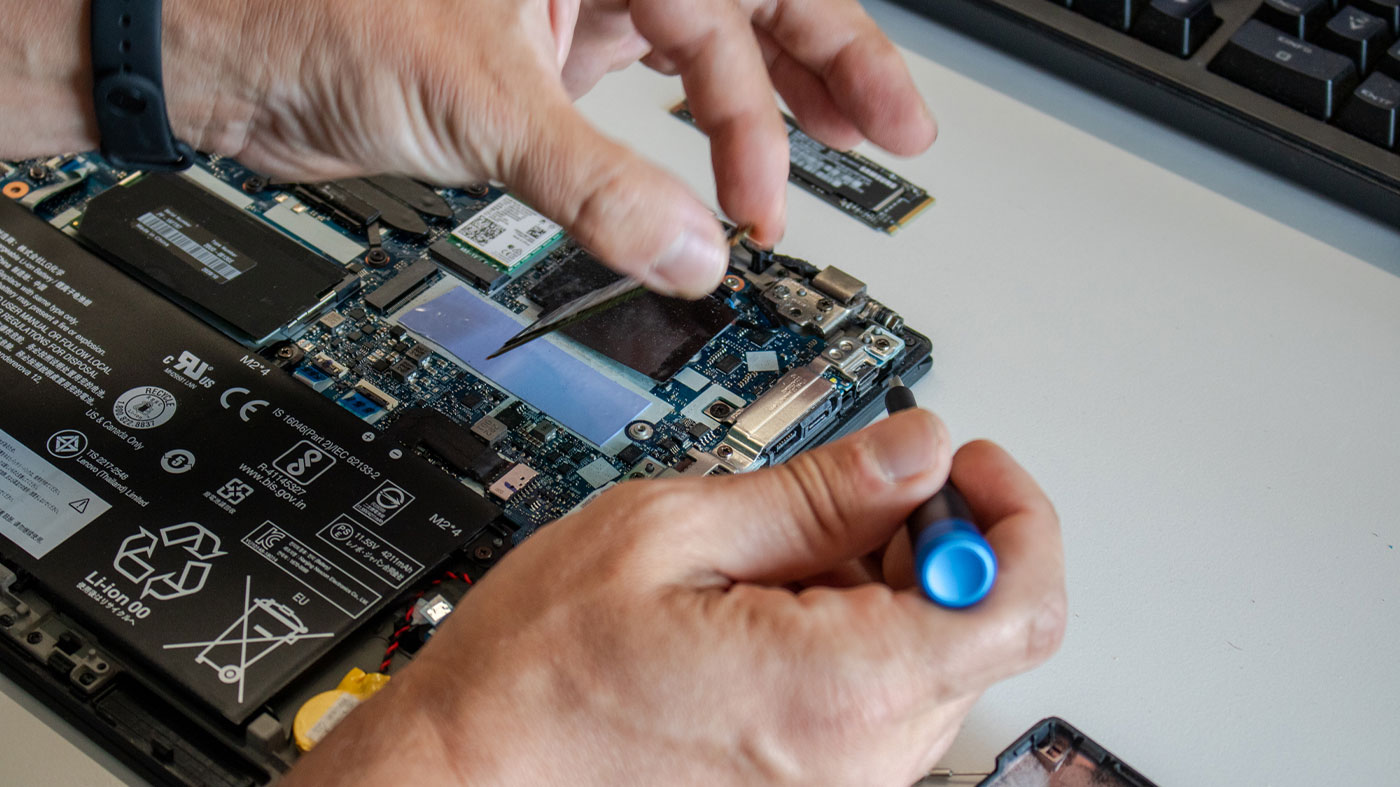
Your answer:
0,148 -> 931,785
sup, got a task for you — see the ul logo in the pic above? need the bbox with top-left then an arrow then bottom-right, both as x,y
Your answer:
271,440 -> 337,485
173,351 -> 210,380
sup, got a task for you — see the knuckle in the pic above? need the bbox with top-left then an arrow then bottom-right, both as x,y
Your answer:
1020,590 -> 1069,666
774,454 -> 854,557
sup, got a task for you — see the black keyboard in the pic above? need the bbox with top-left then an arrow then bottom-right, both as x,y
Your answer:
893,0 -> 1400,226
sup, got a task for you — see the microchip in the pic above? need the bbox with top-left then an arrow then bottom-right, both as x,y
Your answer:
406,344 -> 432,363
688,421 -> 712,439
461,390 -> 485,409
77,172 -> 350,346
345,329 -> 363,342
657,436 -> 679,454
495,406 -> 525,430
347,307 -> 367,321
712,353 -> 740,374
529,254 -> 737,381
745,328 -> 777,347
617,444 -> 644,466
393,341 -> 411,354
370,357 -> 391,372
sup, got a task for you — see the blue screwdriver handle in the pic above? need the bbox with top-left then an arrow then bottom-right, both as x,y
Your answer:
884,377 -> 997,609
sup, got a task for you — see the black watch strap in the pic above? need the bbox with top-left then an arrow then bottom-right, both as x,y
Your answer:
90,0 -> 194,171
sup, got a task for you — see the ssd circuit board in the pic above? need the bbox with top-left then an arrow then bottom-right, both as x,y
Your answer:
0,146 -> 932,785
671,101 -> 935,234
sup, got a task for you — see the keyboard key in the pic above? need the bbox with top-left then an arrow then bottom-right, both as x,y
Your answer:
1381,39 -> 1400,77
1256,0 -> 1332,39
1336,72 -> 1400,146
1316,7 -> 1393,73
1134,0 -> 1221,55
1211,20 -> 1359,119
1352,0 -> 1399,34
1075,0 -> 1139,30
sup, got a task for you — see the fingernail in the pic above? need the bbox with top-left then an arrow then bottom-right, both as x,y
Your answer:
650,225 -> 727,296
872,411 -> 939,482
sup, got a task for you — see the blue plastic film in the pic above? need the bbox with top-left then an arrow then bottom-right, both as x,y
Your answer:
399,286 -> 650,446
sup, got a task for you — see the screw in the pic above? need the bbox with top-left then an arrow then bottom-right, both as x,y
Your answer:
873,338 -> 891,351
826,348 -> 844,360
817,298 -> 833,312
79,672 -> 96,686
0,615 -> 12,628
474,545 -> 494,561
27,164 -> 48,180
365,249 -> 391,267
715,444 -> 733,458
465,182 -> 490,198
241,175 -> 268,193
26,631 -> 42,645
774,285 -> 791,297
276,345 -> 296,359
838,340 -> 856,352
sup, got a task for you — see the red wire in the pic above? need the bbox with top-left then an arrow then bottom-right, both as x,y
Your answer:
379,570 -> 470,672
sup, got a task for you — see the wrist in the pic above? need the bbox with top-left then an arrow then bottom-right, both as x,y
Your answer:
162,0 -> 266,159
1,1 -> 94,158
0,0 -> 265,163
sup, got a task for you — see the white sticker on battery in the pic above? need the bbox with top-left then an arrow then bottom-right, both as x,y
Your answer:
450,195 -> 561,268
0,429 -> 111,558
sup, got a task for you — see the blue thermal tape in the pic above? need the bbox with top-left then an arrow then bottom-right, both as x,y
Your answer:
399,285 -> 651,446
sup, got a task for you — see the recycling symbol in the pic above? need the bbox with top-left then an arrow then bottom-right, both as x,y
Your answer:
113,522 -> 227,601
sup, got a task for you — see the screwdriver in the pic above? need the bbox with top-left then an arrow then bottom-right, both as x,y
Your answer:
884,376 -> 997,609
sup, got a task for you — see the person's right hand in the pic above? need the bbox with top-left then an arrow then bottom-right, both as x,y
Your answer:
284,410 -> 1066,786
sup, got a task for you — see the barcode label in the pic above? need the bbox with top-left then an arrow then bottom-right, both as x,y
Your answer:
450,195 -> 561,269
458,217 -> 505,247
134,210 -> 252,283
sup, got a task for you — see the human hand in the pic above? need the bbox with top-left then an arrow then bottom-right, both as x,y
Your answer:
285,410 -> 1065,786
145,0 -> 935,297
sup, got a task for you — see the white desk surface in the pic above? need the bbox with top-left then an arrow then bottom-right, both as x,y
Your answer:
4,2 -> 1399,784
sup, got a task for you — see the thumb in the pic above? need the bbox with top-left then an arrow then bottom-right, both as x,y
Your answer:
685,409 -> 951,585
499,96 -> 729,297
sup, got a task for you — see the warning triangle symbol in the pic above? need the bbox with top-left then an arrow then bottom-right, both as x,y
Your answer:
69,498 -> 89,514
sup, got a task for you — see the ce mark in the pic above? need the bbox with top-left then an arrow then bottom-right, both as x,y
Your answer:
219,387 -> 270,423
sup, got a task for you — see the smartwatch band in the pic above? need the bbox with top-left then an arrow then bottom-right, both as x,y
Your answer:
90,0 -> 194,170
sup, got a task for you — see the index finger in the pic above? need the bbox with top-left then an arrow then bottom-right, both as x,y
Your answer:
750,0 -> 936,155
630,0 -> 790,247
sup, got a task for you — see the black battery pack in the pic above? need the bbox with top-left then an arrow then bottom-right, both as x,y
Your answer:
0,197 -> 500,723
